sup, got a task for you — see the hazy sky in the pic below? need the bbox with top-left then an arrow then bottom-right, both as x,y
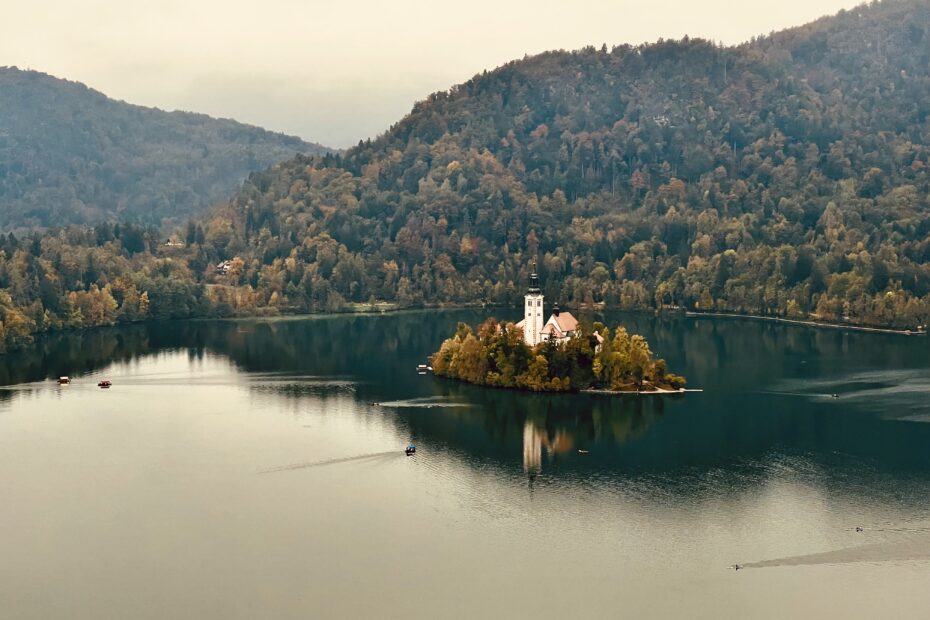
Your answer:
3,0 -> 864,147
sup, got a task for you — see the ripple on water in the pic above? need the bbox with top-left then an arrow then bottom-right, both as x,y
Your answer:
766,369 -> 930,419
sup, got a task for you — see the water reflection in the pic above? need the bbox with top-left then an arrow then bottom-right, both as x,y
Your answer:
521,417 -> 578,475
522,419 -> 542,474
1,310 -> 929,482
4,311 -> 930,619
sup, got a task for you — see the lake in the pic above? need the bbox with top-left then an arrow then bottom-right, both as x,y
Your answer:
1,310 -> 929,618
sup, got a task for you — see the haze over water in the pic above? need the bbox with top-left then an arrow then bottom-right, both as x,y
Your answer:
1,310 -> 929,618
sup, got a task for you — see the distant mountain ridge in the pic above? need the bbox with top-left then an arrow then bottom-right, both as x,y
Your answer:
0,67 -> 331,230
203,0 -> 930,328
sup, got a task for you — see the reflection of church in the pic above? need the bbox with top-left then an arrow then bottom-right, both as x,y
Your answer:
522,418 -> 575,475
522,420 -> 543,474
514,264 -> 580,347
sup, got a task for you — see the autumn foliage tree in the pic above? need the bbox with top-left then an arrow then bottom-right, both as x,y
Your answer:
430,319 -> 684,392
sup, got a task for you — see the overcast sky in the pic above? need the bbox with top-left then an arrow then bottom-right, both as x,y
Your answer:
3,0 -> 863,148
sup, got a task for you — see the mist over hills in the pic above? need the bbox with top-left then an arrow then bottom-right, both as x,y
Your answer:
0,67 -> 331,230
209,0 -> 930,328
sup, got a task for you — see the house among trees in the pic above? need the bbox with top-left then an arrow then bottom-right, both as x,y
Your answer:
515,263 -> 580,346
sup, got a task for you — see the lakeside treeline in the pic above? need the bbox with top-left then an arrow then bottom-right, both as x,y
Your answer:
430,319 -> 685,393
0,225 -> 208,352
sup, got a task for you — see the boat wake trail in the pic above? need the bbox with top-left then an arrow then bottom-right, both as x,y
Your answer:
737,535 -> 930,569
754,389 -> 826,399
377,396 -> 472,409
765,369 -> 930,417
258,451 -> 399,474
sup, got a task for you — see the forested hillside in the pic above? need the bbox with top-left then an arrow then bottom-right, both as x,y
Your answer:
3,0 -> 930,353
202,0 -> 930,328
0,68 -> 329,230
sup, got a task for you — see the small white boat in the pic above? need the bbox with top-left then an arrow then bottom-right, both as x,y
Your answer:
57,376 -> 70,385
416,364 -> 433,374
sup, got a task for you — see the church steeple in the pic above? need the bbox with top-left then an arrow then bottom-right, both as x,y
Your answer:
528,260 -> 541,293
523,260 -> 544,346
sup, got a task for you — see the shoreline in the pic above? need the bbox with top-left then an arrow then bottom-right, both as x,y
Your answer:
432,373 -> 699,396
684,311 -> 927,336
7,302 -> 924,358
581,388 -> 703,396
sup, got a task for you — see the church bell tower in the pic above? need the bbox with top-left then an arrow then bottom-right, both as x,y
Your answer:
524,262 -> 544,346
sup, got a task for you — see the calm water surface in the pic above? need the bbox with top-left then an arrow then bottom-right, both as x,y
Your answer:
1,310 -> 929,618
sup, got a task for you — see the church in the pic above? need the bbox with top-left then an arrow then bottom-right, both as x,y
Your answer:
514,264 -> 580,346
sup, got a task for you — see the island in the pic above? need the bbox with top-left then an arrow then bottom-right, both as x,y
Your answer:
430,266 -> 686,393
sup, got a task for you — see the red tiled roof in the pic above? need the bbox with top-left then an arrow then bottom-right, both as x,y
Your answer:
515,312 -> 580,341
553,312 -> 578,333
541,323 -> 560,336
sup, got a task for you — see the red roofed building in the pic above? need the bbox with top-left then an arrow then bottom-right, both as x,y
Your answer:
517,305 -> 579,345
514,262 -> 581,346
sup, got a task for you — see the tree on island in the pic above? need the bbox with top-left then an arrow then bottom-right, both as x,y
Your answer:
430,318 -> 685,393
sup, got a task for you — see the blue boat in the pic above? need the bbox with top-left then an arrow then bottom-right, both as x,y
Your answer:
405,444 -> 416,456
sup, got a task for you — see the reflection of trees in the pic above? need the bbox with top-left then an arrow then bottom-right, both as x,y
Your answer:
0,311 -> 670,476
0,324 -> 155,385
4,310 -> 930,480
0,311 -> 486,387
413,380 -> 667,475
5,308 -> 902,392
180,312 -> 466,378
